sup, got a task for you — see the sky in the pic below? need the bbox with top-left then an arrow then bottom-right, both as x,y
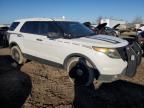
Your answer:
0,0 -> 144,24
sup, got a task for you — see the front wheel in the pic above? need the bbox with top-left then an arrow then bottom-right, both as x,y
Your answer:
66,57 -> 95,86
11,46 -> 26,64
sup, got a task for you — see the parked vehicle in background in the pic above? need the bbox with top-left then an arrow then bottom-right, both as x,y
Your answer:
83,22 -> 120,37
96,23 -> 120,37
136,25 -> 144,36
8,18 -> 140,86
100,19 -> 126,28
0,25 -> 9,48
138,31 -> 144,53
138,26 -> 144,32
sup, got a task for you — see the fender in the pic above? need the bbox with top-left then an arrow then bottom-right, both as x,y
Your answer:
9,41 -> 24,53
63,53 -> 97,69
9,41 -> 18,48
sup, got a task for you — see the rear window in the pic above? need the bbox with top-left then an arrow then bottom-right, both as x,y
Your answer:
20,21 -> 39,34
9,22 -> 20,31
20,21 -> 61,36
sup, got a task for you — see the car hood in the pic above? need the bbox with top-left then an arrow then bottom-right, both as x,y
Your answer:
71,35 -> 128,48
96,23 -> 107,30
112,24 -> 120,29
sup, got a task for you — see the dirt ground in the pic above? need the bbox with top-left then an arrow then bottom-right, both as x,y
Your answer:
0,48 -> 144,108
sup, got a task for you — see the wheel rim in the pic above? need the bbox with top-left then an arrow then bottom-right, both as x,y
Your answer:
69,60 -> 93,86
12,49 -> 20,63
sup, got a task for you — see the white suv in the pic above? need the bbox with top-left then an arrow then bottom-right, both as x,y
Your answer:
8,18 -> 138,86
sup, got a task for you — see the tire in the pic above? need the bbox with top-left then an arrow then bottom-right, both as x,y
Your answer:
11,46 -> 26,64
66,57 -> 95,86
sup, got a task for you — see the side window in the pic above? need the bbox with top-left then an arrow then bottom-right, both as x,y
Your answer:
39,22 -> 61,36
9,22 -> 20,31
20,21 -> 39,34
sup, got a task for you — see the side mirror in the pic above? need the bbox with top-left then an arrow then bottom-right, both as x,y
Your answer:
47,32 -> 61,39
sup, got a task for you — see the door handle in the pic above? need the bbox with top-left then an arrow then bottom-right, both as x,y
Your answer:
17,34 -> 23,37
36,39 -> 43,41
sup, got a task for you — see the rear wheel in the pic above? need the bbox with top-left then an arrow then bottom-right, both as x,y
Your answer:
11,46 -> 26,64
66,57 -> 95,86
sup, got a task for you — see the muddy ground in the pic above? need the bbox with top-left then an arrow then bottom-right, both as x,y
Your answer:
0,48 -> 144,108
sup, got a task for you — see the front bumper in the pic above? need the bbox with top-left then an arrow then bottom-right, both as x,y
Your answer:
130,42 -> 142,66
97,45 -> 138,82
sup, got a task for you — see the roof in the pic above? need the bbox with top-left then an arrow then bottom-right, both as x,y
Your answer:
15,18 -> 66,22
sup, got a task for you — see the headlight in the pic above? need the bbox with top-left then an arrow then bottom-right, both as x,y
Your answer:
92,46 -> 121,59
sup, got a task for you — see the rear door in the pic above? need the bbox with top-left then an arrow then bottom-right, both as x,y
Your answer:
20,21 -> 46,57
20,21 -> 63,63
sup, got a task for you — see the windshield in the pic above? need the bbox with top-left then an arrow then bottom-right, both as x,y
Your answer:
56,21 -> 96,38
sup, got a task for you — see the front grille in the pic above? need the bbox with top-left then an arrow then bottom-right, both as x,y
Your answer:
117,47 -> 128,61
